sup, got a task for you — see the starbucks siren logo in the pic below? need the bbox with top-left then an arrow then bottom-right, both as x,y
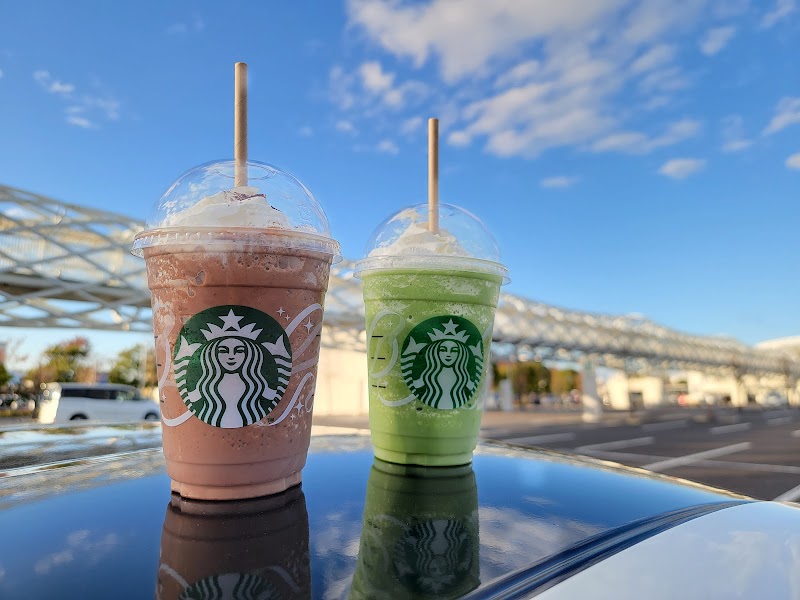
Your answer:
401,316 -> 484,409
173,305 -> 292,428
179,573 -> 279,600
393,519 -> 475,597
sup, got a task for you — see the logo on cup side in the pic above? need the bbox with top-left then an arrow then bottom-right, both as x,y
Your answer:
400,316 -> 484,409
179,573 -> 279,600
173,305 -> 292,428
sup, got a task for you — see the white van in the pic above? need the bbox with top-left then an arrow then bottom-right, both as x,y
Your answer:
37,383 -> 160,424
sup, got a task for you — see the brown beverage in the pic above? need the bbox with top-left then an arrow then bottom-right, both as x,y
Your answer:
157,486 -> 310,600
134,161 -> 340,500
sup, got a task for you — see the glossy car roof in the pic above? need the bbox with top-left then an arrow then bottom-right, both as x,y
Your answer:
0,431 -> 749,599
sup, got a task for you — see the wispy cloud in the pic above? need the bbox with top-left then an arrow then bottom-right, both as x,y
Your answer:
659,158 -> 707,179
400,116 -> 423,134
335,119 -> 356,134
33,70 -> 75,95
721,115 -> 752,152
787,152 -> 800,171
0,68 -> 4,79
32,70 -> 121,128
166,14 -> 205,35
299,126 -> 313,137
760,0 -> 796,29
592,119 -> 701,154
700,26 -> 737,56
343,0 -> 712,160
763,97 -> 800,135
541,176 -> 579,189
376,139 -> 399,154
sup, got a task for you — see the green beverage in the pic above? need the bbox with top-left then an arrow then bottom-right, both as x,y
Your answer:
350,460 -> 480,600
356,204 -> 508,466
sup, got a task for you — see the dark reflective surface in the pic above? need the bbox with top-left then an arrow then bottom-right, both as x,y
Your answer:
350,461 -> 480,599
159,489 -> 310,599
0,434 -> 744,599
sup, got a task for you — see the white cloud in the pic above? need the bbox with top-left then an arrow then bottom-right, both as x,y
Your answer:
541,176 -> 579,189
167,14 -> 205,35
400,116 -> 423,134
700,26 -> 737,55
33,70 -> 121,127
359,61 -> 394,93
592,119 -> 701,154
376,139 -> 399,154
495,60 -> 540,88
299,126 -> 313,137
629,45 -> 676,75
348,0 -> 627,83
33,70 -> 75,96
67,115 -> 93,128
760,0 -> 795,28
721,115 -> 752,152
787,152 -> 800,170
763,97 -> 800,135
341,0 -> 714,159
335,119 -> 356,134
658,158 -> 707,179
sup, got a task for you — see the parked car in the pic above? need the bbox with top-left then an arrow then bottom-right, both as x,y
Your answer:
0,429 -> 799,598
35,382 -> 160,423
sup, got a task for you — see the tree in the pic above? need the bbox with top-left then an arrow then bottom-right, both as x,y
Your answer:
109,345 -> 157,388
0,362 -> 11,388
28,337 -> 91,384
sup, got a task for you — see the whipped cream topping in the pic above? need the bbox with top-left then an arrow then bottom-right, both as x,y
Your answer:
163,186 -> 291,229
368,207 -> 470,258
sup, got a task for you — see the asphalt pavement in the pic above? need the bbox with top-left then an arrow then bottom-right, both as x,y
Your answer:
316,405 -> 800,501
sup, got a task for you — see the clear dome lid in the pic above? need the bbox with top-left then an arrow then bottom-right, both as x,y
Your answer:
355,203 -> 508,282
132,159 -> 340,259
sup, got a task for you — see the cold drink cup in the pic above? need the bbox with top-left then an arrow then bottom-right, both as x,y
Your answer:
157,486 -> 310,599
133,160 -> 340,500
355,204 -> 507,466
350,460 -> 480,599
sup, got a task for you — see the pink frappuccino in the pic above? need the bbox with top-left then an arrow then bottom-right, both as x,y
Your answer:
134,160 -> 339,500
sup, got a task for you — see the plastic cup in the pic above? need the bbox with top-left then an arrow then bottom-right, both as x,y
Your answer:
354,204 -> 508,466
157,486 -> 310,600
350,460 -> 480,599
133,160 -> 340,500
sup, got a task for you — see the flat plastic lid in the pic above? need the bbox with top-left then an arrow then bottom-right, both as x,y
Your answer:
132,159 -> 340,259
354,203 -> 508,283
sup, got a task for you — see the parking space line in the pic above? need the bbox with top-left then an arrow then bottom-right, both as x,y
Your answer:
775,482 -> 800,502
710,423 -> 751,435
642,442 -> 751,472
642,420 -> 688,432
503,432 -> 576,445
575,436 -> 654,452
767,417 -> 793,426
792,430 -> 800,438
585,449 -> 800,475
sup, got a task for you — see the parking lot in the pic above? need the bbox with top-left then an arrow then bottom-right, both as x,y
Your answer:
314,406 -> 800,501
479,407 -> 800,501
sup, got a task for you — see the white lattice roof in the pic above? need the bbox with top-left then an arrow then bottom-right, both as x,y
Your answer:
1,184 -> 797,377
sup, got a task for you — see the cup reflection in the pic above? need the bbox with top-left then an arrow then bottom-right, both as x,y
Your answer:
350,460 -> 480,599
157,486 -> 310,600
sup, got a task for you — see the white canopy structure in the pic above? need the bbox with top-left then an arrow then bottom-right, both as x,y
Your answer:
1,184 -> 798,379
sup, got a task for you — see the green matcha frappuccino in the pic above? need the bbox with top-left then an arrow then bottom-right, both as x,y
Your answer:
355,204 -> 508,466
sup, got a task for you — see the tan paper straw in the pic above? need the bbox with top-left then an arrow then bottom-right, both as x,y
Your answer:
428,118 -> 439,233
234,62 -> 248,187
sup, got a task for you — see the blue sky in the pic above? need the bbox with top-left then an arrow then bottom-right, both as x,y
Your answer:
1,0 -> 800,369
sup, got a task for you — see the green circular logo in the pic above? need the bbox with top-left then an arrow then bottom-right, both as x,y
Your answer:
173,305 -> 292,428
400,316 -> 484,409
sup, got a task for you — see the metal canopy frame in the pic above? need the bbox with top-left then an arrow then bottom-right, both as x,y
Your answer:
1,184 -> 797,378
